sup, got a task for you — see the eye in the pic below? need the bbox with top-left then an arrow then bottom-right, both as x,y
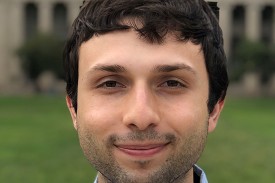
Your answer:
97,80 -> 125,88
160,80 -> 185,88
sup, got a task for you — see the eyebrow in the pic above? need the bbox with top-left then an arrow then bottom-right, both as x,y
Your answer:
92,64 -> 127,73
152,63 -> 196,75
90,63 -> 196,75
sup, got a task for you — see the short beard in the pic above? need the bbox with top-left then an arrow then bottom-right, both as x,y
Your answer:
78,123 -> 208,183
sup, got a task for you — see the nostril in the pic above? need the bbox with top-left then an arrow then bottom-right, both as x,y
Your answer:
123,109 -> 160,131
127,122 -> 157,131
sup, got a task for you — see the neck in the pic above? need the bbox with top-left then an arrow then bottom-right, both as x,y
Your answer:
173,167 -> 194,183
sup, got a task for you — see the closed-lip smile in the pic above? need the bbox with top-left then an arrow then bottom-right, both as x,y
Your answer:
115,143 -> 170,157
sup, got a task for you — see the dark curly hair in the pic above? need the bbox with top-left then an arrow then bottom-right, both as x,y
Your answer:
63,0 -> 229,113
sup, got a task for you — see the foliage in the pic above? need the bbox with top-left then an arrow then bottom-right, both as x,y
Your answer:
17,33 -> 65,80
229,39 -> 275,83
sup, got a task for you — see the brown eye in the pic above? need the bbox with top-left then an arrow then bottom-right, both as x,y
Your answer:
97,80 -> 125,88
161,80 -> 184,88
105,81 -> 118,87
167,80 -> 181,87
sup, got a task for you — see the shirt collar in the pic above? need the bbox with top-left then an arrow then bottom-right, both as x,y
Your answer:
193,164 -> 208,183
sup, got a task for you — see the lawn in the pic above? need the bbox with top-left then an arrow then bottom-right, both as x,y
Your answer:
0,96 -> 94,183
0,95 -> 274,183
199,97 -> 275,183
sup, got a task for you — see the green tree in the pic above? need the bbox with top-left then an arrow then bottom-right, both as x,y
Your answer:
229,39 -> 275,83
17,33 -> 65,80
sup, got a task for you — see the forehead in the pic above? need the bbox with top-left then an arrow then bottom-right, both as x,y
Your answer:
78,30 -> 206,76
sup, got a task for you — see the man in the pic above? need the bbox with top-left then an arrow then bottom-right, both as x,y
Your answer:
63,0 -> 229,182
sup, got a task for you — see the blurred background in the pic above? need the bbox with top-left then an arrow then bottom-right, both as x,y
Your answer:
0,0 -> 274,182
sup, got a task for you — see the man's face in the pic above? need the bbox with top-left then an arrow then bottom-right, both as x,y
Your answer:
67,30 -> 223,183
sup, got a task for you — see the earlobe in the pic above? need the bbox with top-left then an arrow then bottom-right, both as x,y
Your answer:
66,96 -> 78,130
208,99 -> 225,133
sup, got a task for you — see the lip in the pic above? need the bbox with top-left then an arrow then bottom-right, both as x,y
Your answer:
115,143 -> 169,157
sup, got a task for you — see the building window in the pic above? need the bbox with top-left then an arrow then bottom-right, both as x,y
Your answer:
53,3 -> 68,39
231,5 -> 246,58
261,6 -> 274,44
24,3 -> 38,39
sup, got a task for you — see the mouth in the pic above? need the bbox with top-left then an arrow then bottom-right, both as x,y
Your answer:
115,143 -> 170,157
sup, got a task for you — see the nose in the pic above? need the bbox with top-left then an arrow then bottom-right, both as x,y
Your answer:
122,85 -> 160,131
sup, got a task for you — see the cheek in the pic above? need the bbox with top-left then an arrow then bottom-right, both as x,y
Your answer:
77,96 -> 122,136
163,99 -> 209,136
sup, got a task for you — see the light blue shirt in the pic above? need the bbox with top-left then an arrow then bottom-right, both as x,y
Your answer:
93,164 -> 208,183
193,164 -> 208,183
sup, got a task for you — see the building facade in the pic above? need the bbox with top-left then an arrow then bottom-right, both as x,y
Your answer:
0,0 -> 82,93
0,0 -> 274,93
218,0 -> 275,59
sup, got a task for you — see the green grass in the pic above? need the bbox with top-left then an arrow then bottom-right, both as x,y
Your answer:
199,97 -> 275,183
1,96 -> 274,182
0,96 -> 95,183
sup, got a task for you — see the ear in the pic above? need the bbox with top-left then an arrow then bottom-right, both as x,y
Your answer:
66,95 -> 78,130
208,99 -> 225,133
